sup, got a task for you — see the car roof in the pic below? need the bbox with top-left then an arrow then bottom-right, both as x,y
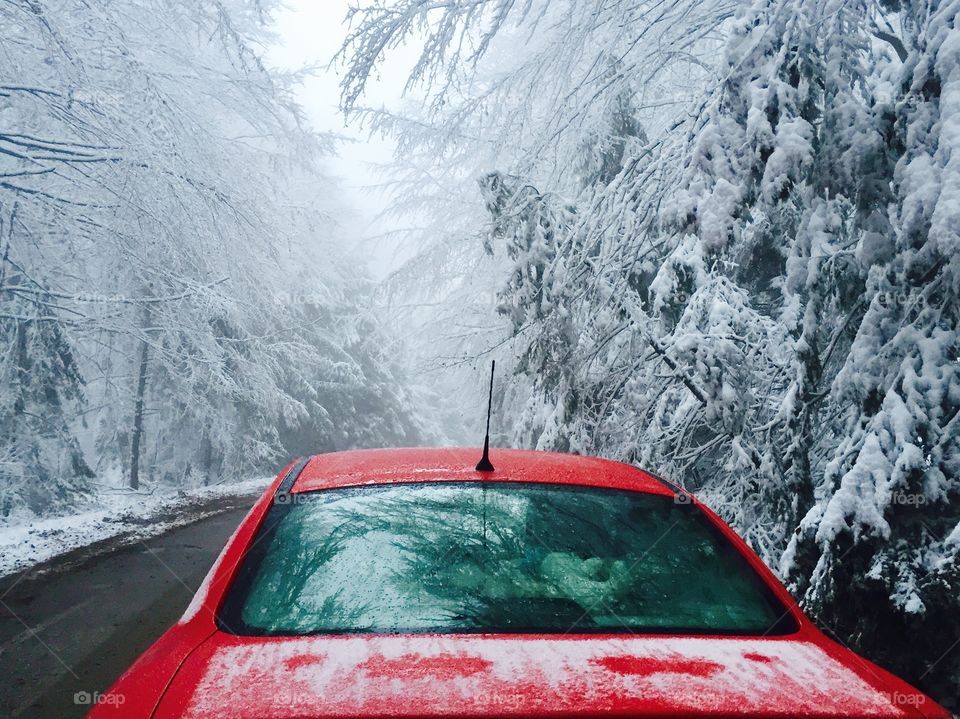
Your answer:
291,447 -> 675,497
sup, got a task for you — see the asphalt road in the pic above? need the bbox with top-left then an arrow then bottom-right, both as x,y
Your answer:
0,498 -> 255,719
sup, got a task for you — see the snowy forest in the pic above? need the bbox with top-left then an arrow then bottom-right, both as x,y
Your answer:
1,0 -> 958,713
0,0 -> 423,519
337,0 -> 960,709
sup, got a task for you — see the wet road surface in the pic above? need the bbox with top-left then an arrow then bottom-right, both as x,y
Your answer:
0,498 -> 255,718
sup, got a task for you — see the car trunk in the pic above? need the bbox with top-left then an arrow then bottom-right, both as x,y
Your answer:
153,632 -> 924,718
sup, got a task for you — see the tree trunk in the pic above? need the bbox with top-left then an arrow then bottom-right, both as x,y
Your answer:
201,432 -> 213,486
129,337 -> 149,490
0,202 -> 18,294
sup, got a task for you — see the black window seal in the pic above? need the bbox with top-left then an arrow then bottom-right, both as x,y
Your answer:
273,455 -> 312,504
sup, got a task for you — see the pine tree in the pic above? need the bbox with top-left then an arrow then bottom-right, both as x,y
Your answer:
341,0 -> 959,708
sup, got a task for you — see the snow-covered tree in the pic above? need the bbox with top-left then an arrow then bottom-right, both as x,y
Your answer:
783,1 -> 960,701
341,0 -> 959,708
0,0 -> 423,514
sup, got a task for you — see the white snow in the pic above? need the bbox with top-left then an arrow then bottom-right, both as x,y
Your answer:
816,433 -> 893,544
183,635 -> 906,718
0,478 -> 269,578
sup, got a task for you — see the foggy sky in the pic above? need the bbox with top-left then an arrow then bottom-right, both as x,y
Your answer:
268,1 -> 419,278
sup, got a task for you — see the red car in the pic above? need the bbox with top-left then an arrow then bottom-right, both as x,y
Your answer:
88,448 -> 949,718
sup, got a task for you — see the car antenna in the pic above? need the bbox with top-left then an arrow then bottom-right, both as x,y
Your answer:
475,360 -> 496,472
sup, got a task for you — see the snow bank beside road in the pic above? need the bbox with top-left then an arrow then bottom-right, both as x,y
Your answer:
0,478 -> 270,578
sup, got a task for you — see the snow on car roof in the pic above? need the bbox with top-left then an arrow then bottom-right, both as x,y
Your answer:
291,448 -> 675,497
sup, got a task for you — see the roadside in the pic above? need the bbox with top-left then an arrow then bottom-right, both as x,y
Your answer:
0,478 -> 269,578
0,491 -> 260,718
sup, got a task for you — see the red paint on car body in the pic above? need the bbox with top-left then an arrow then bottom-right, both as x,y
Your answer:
86,448 -> 950,719
357,652 -> 494,680
291,447 -> 676,497
592,654 -> 723,678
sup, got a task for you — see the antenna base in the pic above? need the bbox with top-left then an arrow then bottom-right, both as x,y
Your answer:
475,434 -> 494,473
475,456 -> 494,472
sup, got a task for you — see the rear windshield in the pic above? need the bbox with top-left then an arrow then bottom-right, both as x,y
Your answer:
218,482 -> 794,635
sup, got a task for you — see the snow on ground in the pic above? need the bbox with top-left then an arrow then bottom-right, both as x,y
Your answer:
0,478 -> 270,578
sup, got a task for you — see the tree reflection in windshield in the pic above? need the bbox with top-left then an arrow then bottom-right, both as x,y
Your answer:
219,482 -> 789,635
